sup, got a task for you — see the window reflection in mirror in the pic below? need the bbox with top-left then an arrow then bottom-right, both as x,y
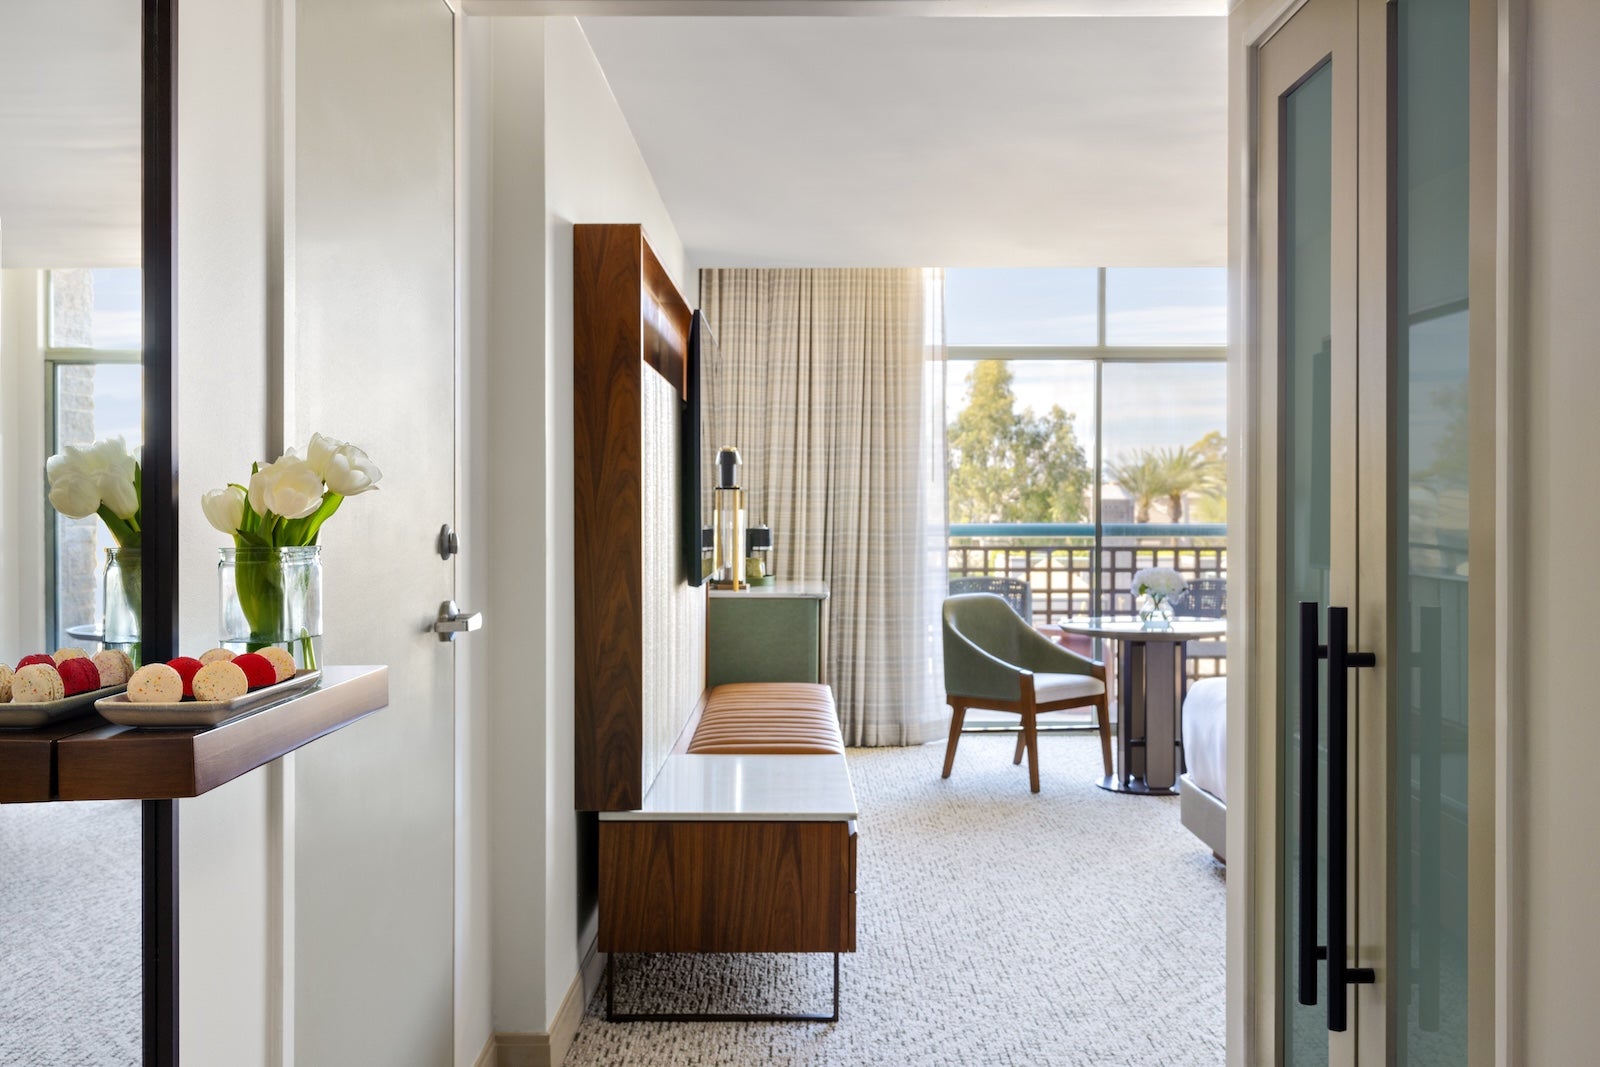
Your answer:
0,4 -> 142,660
0,8 -> 145,1064
46,268 -> 144,650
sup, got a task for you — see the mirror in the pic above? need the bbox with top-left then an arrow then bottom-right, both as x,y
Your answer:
0,3 -> 144,661
0,5 -> 148,1063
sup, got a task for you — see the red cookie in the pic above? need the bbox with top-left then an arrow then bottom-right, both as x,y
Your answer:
17,653 -> 54,671
57,657 -> 102,697
166,657 -> 204,699
232,653 -> 277,690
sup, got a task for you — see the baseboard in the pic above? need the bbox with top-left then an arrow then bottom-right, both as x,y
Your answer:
475,956 -> 591,1067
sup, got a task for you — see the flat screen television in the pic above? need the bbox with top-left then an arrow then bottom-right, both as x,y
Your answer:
682,309 -> 714,586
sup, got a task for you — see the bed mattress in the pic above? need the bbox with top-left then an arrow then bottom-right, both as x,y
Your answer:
1182,676 -> 1227,804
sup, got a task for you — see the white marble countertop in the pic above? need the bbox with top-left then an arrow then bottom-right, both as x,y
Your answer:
600,753 -> 858,821
708,580 -> 830,600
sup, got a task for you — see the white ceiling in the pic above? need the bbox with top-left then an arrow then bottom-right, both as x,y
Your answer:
0,2 -> 141,270
580,15 -> 1227,270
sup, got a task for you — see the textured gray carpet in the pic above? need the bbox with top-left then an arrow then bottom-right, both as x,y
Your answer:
0,800 -> 141,1067
568,733 -> 1226,1067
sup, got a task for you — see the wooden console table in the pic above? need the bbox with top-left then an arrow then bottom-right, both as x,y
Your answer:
598,753 -> 858,1022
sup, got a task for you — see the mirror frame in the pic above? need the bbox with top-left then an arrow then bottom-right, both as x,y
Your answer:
139,3 -> 179,1065
141,0 -> 176,665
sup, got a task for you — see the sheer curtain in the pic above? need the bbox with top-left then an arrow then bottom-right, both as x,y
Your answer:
700,268 -> 947,746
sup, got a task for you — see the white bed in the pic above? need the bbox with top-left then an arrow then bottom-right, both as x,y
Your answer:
1180,676 -> 1228,861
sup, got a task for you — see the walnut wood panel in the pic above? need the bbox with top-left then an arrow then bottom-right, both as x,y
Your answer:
573,223 -> 692,812
55,666 -> 387,801
598,820 -> 856,953
0,717 -> 101,803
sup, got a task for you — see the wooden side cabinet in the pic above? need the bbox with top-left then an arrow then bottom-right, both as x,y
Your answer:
707,581 -> 828,688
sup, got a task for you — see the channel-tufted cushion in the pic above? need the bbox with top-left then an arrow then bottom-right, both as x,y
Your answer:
687,682 -> 845,755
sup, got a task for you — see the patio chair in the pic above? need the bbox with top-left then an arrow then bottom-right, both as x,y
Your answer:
1179,577 -> 1228,662
941,593 -> 1110,793
948,575 -> 1033,621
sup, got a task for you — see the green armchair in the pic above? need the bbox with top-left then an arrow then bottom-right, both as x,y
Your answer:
941,593 -> 1111,794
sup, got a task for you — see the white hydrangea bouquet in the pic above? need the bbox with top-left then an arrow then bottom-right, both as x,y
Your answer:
1131,566 -> 1187,623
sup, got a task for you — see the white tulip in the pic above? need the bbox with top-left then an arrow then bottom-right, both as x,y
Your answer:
201,485 -> 247,535
248,452 -> 326,520
45,436 -> 139,520
306,432 -> 382,496
46,464 -> 102,518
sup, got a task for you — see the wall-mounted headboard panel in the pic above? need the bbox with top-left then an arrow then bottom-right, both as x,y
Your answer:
574,223 -> 704,812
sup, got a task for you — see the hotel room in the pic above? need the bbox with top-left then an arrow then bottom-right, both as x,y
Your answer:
2,1 -> 1597,1065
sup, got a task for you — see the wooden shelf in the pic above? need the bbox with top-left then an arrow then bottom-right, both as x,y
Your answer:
54,665 -> 388,801
0,717 -> 94,804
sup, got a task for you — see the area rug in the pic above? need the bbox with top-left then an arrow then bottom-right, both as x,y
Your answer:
0,799 -> 141,1067
567,733 -> 1225,1066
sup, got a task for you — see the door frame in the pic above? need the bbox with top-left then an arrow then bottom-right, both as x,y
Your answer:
1227,0 -> 1515,1063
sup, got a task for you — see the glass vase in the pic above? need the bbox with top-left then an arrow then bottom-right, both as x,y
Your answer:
219,546 -> 323,670
1137,592 -> 1175,627
102,546 -> 142,665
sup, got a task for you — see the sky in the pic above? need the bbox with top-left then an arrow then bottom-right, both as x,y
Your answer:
944,268 -> 1228,458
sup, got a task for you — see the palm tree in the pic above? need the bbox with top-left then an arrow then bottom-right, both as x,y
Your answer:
1154,446 -> 1208,523
1105,452 -> 1165,523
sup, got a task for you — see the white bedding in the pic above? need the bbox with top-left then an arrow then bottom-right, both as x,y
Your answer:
1182,677 -> 1228,804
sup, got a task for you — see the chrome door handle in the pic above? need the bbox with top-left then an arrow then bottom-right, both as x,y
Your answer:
433,600 -> 483,642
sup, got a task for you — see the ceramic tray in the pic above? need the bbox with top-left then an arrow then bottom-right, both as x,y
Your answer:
95,670 -> 322,728
0,685 -> 127,729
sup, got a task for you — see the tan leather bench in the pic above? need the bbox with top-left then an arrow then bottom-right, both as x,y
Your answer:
686,682 -> 845,755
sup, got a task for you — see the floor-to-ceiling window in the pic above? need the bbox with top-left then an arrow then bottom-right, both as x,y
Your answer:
944,266 -> 1227,676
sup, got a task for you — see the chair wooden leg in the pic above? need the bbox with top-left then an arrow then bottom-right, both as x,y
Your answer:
1023,706 -> 1040,793
1013,728 -> 1027,766
1095,695 -> 1113,779
941,702 -> 966,779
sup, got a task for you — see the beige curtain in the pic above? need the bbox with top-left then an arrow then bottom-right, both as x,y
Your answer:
700,268 -> 947,746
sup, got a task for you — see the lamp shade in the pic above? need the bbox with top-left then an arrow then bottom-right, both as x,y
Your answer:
746,525 -> 772,551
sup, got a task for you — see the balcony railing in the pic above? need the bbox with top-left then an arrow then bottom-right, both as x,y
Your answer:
948,522 -> 1229,681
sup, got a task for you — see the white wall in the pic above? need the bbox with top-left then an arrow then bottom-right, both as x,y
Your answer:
474,14 -> 690,1039
174,0 -> 276,1061
0,269 -> 47,654
1516,0 -> 1600,1059
174,1 -> 461,1064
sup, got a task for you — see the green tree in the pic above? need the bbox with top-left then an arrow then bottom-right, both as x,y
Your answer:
947,361 -> 1092,523
1189,430 -> 1228,523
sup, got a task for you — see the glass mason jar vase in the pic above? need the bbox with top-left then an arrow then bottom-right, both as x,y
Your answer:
102,546 -> 142,664
1137,592 -> 1175,626
219,546 -> 323,670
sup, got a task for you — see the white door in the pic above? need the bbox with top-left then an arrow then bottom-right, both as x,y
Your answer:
289,0 -> 460,1063
1247,0 -> 1489,1061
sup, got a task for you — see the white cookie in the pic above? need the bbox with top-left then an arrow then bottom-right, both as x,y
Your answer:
128,663 -> 184,704
92,649 -> 135,687
256,646 -> 297,683
12,663 -> 66,703
0,663 -> 13,703
52,647 -> 89,664
192,661 -> 249,702
198,647 -> 237,665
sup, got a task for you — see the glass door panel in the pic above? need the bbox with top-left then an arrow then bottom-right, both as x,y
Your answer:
1280,58 -> 1336,1067
1393,0 -> 1471,1060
